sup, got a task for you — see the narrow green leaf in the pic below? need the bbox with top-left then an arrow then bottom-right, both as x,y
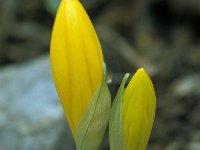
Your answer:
109,73 -> 129,150
75,63 -> 111,150
43,0 -> 61,15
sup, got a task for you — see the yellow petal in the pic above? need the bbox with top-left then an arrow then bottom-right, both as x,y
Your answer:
50,0 -> 103,137
122,68 -> 156,150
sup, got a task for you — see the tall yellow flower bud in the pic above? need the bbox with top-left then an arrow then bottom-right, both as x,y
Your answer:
50,0 -> 103,138
122,68 -> 156,149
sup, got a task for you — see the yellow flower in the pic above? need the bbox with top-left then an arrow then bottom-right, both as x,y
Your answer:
50,0 -> 103,137
122,68 -> 156,150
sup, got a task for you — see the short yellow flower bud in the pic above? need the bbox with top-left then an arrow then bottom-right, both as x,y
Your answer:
122,68 -> 156,150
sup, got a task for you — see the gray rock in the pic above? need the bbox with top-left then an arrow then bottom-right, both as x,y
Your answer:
0,55 -> 75,150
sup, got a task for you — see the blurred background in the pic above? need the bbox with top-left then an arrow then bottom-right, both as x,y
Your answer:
0,0 -> 200,149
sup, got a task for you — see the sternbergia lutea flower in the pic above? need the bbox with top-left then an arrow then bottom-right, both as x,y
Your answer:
50,0 -> 156,149
50,0 -> 104,138
122,68 -> 156,149
109,68 -> 156,150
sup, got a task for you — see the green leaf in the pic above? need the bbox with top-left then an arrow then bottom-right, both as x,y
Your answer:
43,0 -> 61,15
109,73 -> 129,150
75,63 -> 111,150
